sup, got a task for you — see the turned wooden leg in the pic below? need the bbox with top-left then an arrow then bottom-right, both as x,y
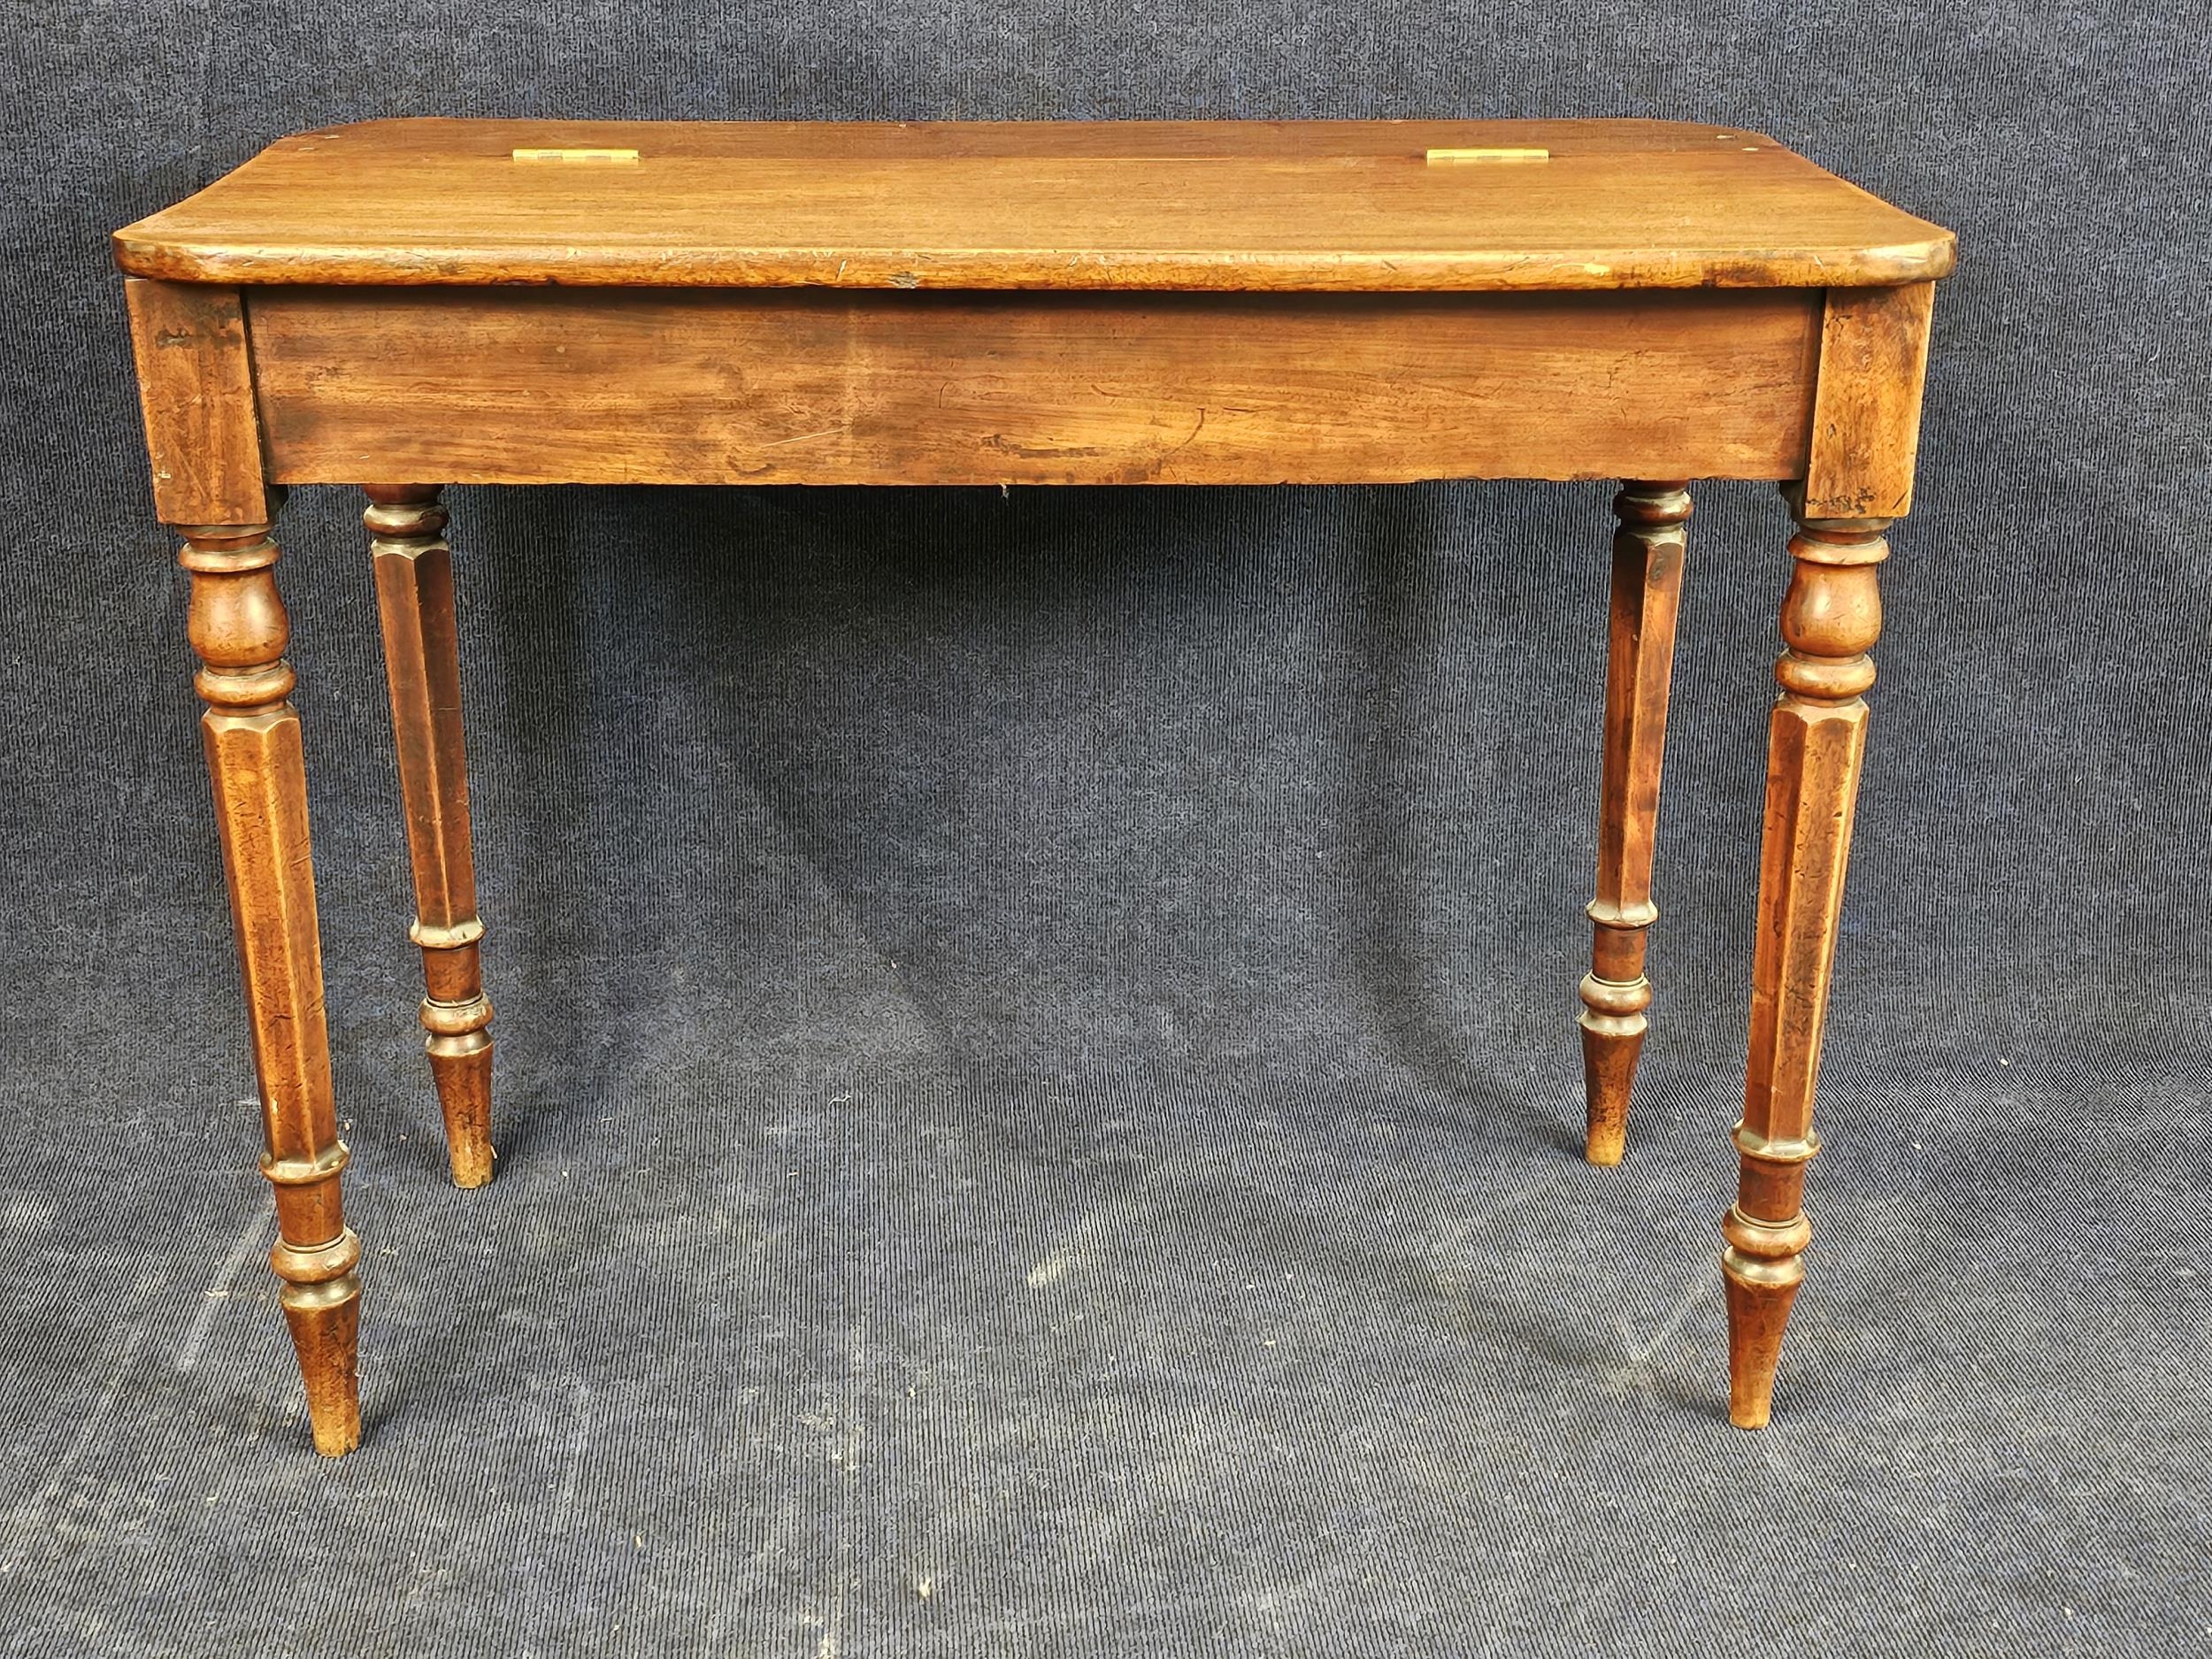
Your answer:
181,518 -> 362,1456
365,486 -> 495,1188
1578,481 -> 1689,1164
1722,497 -> 1889,1428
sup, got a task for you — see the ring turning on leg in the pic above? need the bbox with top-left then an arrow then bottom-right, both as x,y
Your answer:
1723,497 -> 1888,1427
1579,481 -> 1689,1164
181,519 -> 363,1455
365,486 -> 495,1187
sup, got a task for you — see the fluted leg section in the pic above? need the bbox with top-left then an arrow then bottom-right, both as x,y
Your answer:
1579,481 -> 1689,1164
181,518 -> 362,1456
365,486 -> 495,1187
1723,496 -> 1889,1428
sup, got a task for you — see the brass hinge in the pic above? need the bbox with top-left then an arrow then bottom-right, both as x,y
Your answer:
511,147 -> 641,165
1424,147 -> 1550,164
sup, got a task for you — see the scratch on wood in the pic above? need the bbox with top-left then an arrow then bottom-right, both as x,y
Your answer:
759,426 -> 848,449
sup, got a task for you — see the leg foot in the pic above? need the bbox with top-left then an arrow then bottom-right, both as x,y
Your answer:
366,486 -> 496,1187
284,1292 -> 363,1456
1722,1197 -> 1811,1428
269,1202 -> 365,1455
1578,481 -> 1688,1163
420,990 -> 494,1188
1578,971 -> 1648,1166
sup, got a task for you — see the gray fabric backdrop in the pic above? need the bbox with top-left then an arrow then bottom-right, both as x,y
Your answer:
2,3 -> 2207,1655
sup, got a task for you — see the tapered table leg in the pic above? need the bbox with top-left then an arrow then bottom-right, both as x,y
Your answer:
1578,481 -> 1689,1164
365,486 -> 495,1187
180,518 -> 362,1456
1723,498 -> 1890,1427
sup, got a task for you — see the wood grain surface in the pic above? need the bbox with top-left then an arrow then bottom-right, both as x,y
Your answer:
114,119 -> 1955,292
179,521 -> 361,1456
124,280 -> 267,524
1722,505 -> 1890,1430
247,286 -> 1823,488
1802,282 -> 1939,518
1579,482 -> 1690,1167
365,488 -> 495,1191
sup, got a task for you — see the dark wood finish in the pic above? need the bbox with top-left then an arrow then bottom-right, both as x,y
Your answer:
1721,495 -> 1889,1428
123,279 -> 266,525
365,487 -> 495,1188
114,118 -> 1951,1450
113,119 -> 1954,293
179,518 -> 360,1456
1579,482 -> 1689,1165
245,287 -> 1822,488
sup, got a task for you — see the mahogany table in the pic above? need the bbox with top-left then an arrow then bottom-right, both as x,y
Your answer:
114,118 -> 1952,1455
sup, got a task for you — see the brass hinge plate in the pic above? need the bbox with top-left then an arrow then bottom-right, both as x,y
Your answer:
1424,147 -> 1551,164
511,148 -> 641,165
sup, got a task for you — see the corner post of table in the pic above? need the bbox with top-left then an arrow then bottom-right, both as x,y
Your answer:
1724,280 -> 1933,1427
126,276 -> 364,1456
363,485 -> 496,1189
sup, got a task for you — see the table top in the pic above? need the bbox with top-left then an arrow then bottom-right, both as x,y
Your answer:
114,119 -> 1952,294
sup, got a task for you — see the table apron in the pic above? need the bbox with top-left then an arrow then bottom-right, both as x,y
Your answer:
241,285 -> 1823,488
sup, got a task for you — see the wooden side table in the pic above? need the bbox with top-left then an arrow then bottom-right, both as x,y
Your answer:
115,119 -> 1952,1455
